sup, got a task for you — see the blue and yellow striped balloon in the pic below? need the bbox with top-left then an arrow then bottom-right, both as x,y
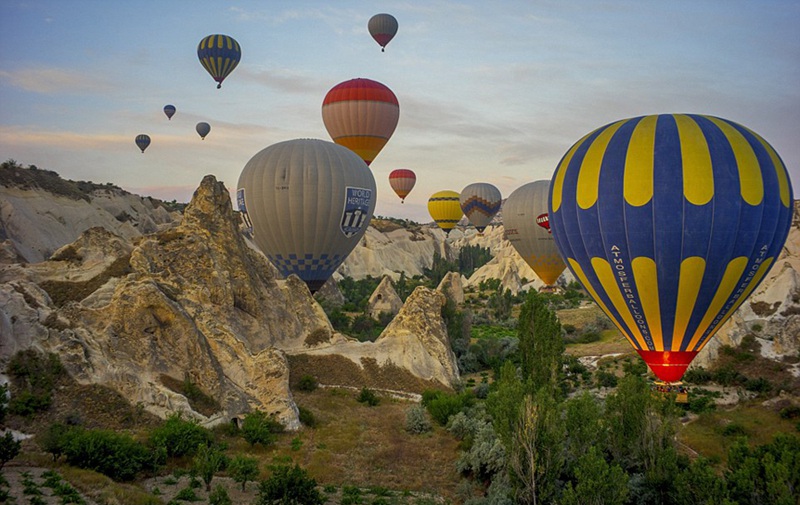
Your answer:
197,34 -> 241,89
549,114 -> 793,382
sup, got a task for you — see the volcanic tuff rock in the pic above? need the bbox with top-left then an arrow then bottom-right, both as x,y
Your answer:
0,183 -> 177,264
1,175 -> 466,427
437,271 -> 466,305
295,286 -> 460,389
367,275 -> 403,319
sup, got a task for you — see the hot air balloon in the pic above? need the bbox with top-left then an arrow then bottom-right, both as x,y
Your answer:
237,139 -> 376,293
135,134 -> 150,153
163,105 -> 176,120
549,114 -> 794,383
504,180 -> 566,286
460,183 -> 502,235
322,78 -> 399,166
197,34 -> 241,89
389,169 -> 416,203
196,122 -> 211,140
428,190 -> 462,235
368,13 -> 398,52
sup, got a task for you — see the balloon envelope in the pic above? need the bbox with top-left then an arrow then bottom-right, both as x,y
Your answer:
197,34 -> 241,89
460,182 -> 502,234
196,122 -> 211,140
163,105 -> 176,120
135,134 -> 150,153
237,139 -> 377,293
428,190 -> 462,235
549,114 -> 794,382
368,13 -> 398,51
321,78 -> 399,166
504,180 -> 566,285
389,169 -> 416,202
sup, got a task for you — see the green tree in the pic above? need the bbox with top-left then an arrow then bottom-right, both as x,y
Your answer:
241,410 -> 283,447
726,433 -> 800,505
507,391 -> 565,505
561,446 -> 628,505
208,484 -> 232,505
517,290 -> 564,395
38,422 -> 70,462
229,454 -> 260,491
486,361 -> 525,449
61,427 -> 152,481
673,457 -> 732,505
0,431 -> 21,470
149,413 -> 212,458
563,392 -> 604,472
256,464 -> 324,505
192,443 -> 228,492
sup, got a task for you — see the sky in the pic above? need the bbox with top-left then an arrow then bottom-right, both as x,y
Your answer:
1,1 -> 798,223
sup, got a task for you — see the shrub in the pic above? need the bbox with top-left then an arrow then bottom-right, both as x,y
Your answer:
39,422 -> 70,461
298,406 -> 317,428
297,375 -> 318,392
149,414 -> 212,457
357,387 -> 380,407
174,487 -> 200,502
722,422 -> 747,437
425,391 -> 474,426
8,389 -> 52,417
683,367 -> 712,385
779,405 -> 800,420
193,443 -> 228,492
62,427 -> 152,481
256,464 -> 324,505
744,377 -> 772,394
0,432 -> 22,470
405,405 -> 432,434
595,370 -> 618,388
241,410 -> 283,447
208,485 -> 232,505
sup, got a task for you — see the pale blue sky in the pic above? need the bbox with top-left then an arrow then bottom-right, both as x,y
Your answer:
1,1 -> 798,222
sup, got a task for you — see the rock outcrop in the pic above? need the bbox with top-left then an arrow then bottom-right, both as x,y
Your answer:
1,183 -> 177,264
292,286 -> 460,391
367,276 -> 403,319
437,271 -> 466,305
1,175 -> 464,428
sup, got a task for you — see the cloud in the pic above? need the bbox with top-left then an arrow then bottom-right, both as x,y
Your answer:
0,67 -> 113,94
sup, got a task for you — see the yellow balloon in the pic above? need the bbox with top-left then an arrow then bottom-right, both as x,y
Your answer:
428,190 -> 462,235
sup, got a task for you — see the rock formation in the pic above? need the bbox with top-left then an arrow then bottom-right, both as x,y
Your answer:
291,286 -> 460,391
437,271 -> 466,305
1,177 -> 177,263
367,276 -> 403,319
314,277 -> 345,308
1,174 -> 464,428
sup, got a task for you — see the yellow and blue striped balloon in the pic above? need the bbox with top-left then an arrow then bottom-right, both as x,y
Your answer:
549,114 -> 793,382
197,34 -> 241,89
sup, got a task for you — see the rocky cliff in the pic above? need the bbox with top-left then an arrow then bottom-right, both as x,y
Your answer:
1,175 -> 461,428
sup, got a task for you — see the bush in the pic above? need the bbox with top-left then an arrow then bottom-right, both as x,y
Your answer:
595,370 -> 618,388
425,391 -> 474,426
174,487 -> 200,502
241,410 -> 283,447
779,405 -> 800,420
405,405 -> 432,434
297,375 -> 318,392
208,485 -> 232,505
0,432 -> 21,470
149,414 -> 212,457
683,367 -> 712,385
229,455 -> 260,491
744,377 -> 772,394
298,406 -> 317,428
256,464 -> 324,505
722,422 -> 747,437
357,387 -> 380,407
62,427 -> 152,481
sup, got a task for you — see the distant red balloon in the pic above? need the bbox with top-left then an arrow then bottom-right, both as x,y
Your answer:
389,169 -> 416,203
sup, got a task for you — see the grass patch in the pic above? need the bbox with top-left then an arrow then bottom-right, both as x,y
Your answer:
159,374 -> 221,417
39,254 -> 131,307
677,401 -> 799,466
